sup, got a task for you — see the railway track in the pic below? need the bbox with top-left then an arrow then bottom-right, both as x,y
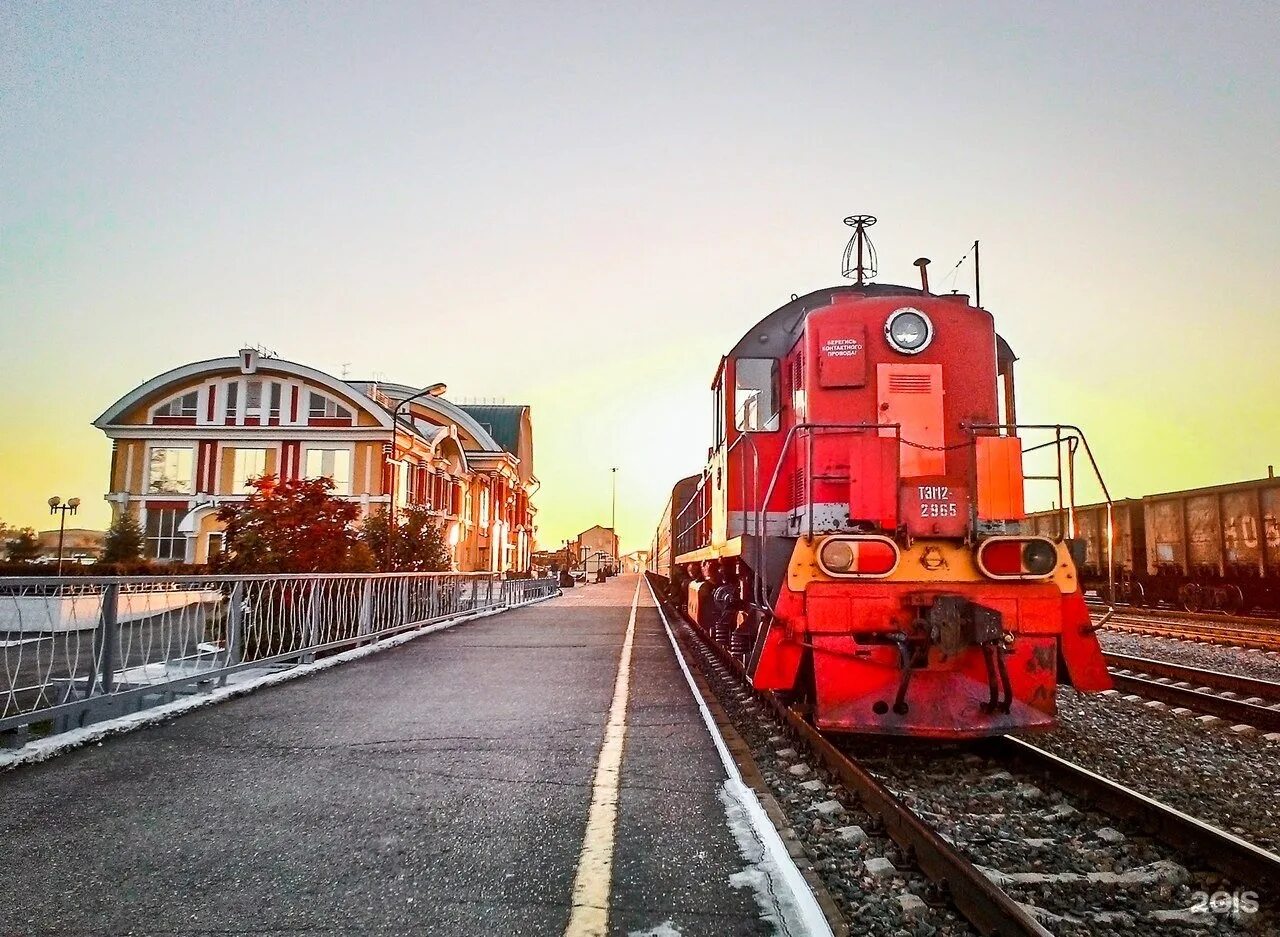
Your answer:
1091,606 -> 1280,652
1102,651 -> 1280,733
653,580 -> 1280,936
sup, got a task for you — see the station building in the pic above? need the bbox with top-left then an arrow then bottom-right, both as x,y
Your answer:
574,524 -> 620,571
93,349 -> 537,571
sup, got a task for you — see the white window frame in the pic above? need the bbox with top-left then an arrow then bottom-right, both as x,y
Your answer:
150,389 -> 201,421
230,446 -> 272,495
306,391 -> 353,422
146,444 -> 196,495
301,444 -> 355,495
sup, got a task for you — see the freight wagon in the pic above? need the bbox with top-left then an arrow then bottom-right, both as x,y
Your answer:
1027,472 -> 1280,614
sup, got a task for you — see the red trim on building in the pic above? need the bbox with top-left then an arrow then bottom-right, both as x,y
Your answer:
308,417 -> 353,428
144,499 -> 189,512
289,386 -> 299,423
206,385 -> 217,422
153,416 -> 197,426
281,441 -> 301,481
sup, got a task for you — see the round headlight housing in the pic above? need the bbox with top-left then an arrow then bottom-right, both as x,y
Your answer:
884,307 -> 933,355
820,539 -> 855,573
1021,539 -> 1058,576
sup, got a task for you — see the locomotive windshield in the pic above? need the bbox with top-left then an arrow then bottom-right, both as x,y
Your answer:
735,358 -> 780,432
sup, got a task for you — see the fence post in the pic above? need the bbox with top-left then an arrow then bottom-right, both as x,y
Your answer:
302,583 -> 321,663
219,581 -> 245,688
98,583 -> 120,697
357,579 -> 373,638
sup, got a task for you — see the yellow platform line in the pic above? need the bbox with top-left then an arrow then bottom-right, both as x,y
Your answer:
563,575 -> 642,937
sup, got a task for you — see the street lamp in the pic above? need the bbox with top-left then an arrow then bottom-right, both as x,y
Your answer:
48,496 -> 80,576
384,382 -> 447,569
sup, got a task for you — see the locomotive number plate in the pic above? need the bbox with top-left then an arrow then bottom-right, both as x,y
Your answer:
902,484 -> 969,536
917,485 -> 959,518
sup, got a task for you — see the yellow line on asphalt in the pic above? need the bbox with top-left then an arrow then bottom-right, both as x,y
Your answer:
563,575 -> 642,937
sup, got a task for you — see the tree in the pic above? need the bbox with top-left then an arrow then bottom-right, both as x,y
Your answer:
4,526 -> 40,563
361,505 -> 452,572
215,475 -> 374,573
102,511 -> 145,563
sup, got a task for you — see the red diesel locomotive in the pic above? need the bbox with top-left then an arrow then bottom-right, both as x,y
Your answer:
651,217 -> 1112,738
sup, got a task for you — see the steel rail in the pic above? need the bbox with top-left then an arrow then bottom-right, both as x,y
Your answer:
1087,602 -> 1280,629
986,737 -> 1280,896
772,702 -> 1053,937
647,574 -> 1053,937
1104,652 -> 1280,703
1104,673 -> 1280,733
1097,615 -> 1280,653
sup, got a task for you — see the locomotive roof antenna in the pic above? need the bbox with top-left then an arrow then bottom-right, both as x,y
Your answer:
841,214 -> 878,285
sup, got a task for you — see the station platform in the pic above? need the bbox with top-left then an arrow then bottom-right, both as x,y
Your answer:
0,575 -> 813,937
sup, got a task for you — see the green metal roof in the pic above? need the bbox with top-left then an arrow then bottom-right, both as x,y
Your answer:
459,404 -> 527,456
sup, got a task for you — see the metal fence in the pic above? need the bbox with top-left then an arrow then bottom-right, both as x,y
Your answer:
1,572 -> 557,739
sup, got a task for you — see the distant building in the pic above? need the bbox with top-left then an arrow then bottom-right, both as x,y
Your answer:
93,349 -> 537,570
35,529 -> 105,564
575,525 -> 619,572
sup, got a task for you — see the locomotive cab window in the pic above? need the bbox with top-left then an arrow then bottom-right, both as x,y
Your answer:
735,358 -> 780,432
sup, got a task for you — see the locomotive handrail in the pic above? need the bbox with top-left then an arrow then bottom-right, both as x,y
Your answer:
753,421 -> 902,614
968,422 -> 1116,607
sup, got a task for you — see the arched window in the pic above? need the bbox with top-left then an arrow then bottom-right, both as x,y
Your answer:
154,390 -> 199,422
307,391 -> 353,423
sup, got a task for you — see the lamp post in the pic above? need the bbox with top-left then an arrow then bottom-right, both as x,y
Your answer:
385,383 -> 447,569
48,496 -> 80,576
610,467 -> 618,568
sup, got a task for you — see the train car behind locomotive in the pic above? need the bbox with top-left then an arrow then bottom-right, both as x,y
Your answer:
1029,471 -> 1280,614
651,217 -> 1112,739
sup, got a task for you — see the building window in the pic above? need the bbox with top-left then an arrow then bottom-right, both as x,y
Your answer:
268,382 -> 282,421
246,380 -> 263,417
232,448 -> 269,494
479,487 -> 490,527
146,507 -> 188,561
148,447 -> 194,494
207,532 -> 224,562
155,391 -> 198,419
308,392 -> 352,421
226,382 -> 240,420
304,448 -> 352,495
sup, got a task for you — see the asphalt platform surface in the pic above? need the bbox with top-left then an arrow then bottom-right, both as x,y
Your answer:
0,575 -> 775,937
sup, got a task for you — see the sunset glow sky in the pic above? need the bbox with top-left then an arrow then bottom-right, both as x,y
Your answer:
2,2 -> 1278,549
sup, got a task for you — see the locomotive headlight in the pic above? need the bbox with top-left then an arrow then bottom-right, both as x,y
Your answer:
1021,539 -> 1058,576
884,307 -> 933,355
819,539 -> 855,573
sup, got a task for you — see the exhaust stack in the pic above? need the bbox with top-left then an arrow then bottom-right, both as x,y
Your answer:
914,257 -> 931,293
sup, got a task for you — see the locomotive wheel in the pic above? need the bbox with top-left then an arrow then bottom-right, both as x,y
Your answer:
1179,583 -> 1204,613
1222,583 -> 1246,615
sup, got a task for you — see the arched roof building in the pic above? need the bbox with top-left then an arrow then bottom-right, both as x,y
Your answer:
94,349 -> 537,571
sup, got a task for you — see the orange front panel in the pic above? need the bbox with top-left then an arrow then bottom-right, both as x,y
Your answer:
877,363 -> 944,477
847,435 -> 898,528
975,436 -> 1026,520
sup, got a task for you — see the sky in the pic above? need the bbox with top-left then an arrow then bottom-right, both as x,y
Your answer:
2,2 -> 1278,550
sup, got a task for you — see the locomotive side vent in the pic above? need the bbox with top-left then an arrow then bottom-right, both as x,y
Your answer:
888,373 -> 933,394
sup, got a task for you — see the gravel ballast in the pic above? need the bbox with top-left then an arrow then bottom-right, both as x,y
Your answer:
848,736 -> 1273,936
675,625 -> 979,937
1037,687 -> 1280,854
1100,630 -> 1280,684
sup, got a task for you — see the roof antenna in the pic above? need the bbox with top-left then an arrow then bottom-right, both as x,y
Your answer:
841,214 -> 878,285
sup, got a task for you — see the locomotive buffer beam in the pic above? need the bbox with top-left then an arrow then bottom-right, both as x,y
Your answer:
859,594 -> 1012,716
